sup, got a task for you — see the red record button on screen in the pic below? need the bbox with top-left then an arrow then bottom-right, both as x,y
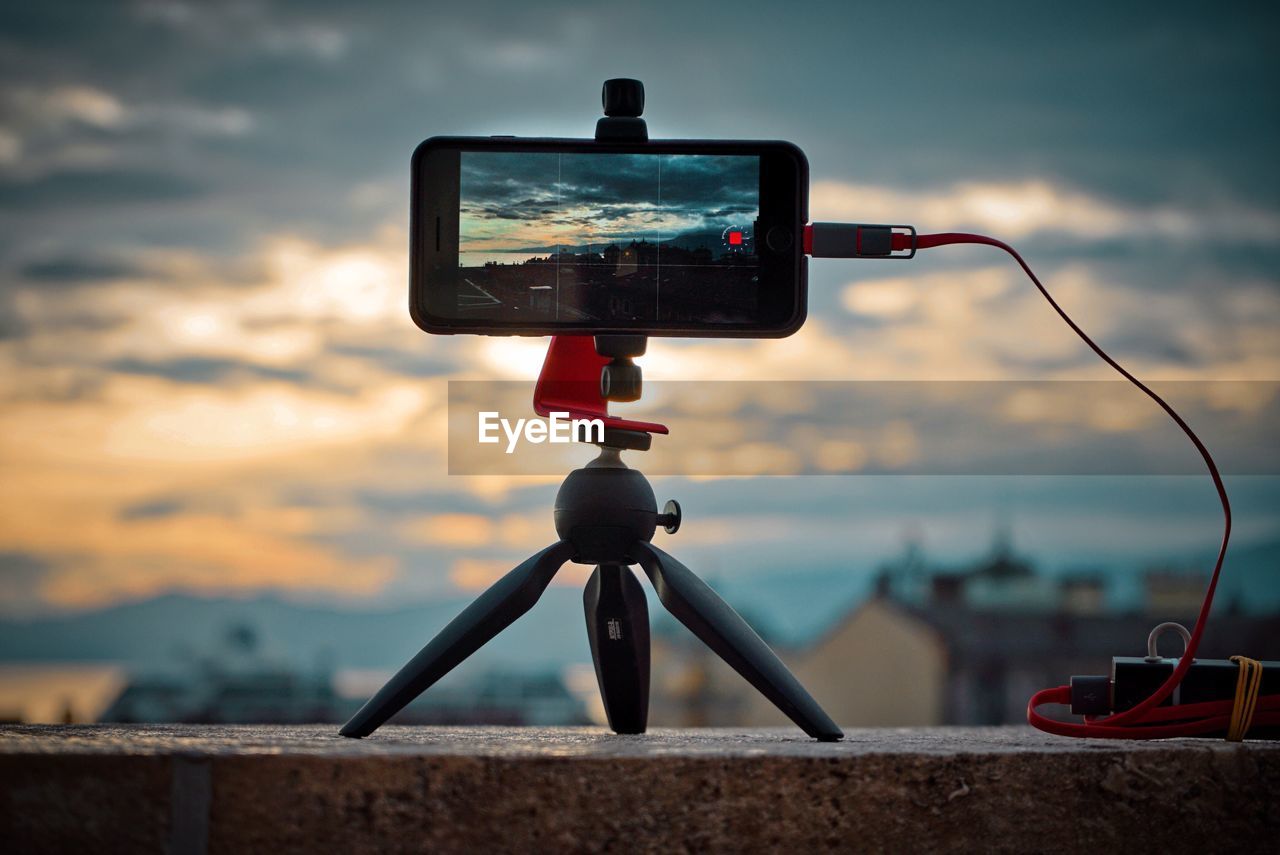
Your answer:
720,225 -> 749,250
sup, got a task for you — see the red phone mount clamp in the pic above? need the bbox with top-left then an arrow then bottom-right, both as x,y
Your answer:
533,335 -> 668,450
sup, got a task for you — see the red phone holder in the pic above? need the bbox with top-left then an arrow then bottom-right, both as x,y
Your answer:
533,335 -> 668,438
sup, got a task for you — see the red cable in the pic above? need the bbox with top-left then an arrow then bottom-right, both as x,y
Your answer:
898,231 -> 1242,739
1028,688 -> 1280,739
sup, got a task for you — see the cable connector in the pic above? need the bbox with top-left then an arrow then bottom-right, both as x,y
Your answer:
804,222 -> 917,259
1065,657 -> 1279,740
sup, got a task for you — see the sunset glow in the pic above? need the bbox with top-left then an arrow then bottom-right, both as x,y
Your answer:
0,2 -> 1276,619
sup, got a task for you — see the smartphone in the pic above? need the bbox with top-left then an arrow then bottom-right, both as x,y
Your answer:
410,136 -> 808,337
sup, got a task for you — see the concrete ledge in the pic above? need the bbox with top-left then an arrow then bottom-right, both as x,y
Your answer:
2,725 -> 1277,853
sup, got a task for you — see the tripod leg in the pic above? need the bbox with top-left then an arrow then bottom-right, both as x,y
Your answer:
340,541 -> 575,738
630,542 -> 843,741
584,563 -> 650,734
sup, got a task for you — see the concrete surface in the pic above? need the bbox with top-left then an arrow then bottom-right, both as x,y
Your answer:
2,725 -> 1277,853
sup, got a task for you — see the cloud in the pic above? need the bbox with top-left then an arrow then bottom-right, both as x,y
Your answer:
0,370 -> 433,610
107,356 -> 311,385
5,230 -> 417,367
0,168 -> 205,208
133,102 -> 253,137
0,225 -> 461,611
117,497 -> 187,521
0,0 -> 1277,618
401,511 -> 546,552
4,85 -> 127,129
20,253 -> 146,285
448,556 -> 591,592
101,381 -> 432,464
459,152 -> 758,252
134,1 -> 349,61
811,179 -> 1280,244
35,514 -> 397,611
0,130 -> 19,165
0,207 -> 1275,613
0,84 -> 253,184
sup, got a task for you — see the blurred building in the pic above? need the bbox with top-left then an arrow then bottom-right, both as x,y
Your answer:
101,623 -> 340,724
97,622 -> 589,727
0,664 -> 127,724
651,536 -> 1280,728
1142,565 -> 1216,615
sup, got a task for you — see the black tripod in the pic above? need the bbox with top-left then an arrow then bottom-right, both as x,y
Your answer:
339,80 -> 841,742
341,340 -> 841,741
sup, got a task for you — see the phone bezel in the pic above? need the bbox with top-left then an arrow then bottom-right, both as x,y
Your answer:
409,136 -> 808,338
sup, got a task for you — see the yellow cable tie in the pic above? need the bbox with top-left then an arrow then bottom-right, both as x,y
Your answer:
1227,655 -> 1263,742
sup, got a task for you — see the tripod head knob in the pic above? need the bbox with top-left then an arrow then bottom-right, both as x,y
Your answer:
597,79 -> 647,141
657,499 -> 682,535
602,79 -> 644,117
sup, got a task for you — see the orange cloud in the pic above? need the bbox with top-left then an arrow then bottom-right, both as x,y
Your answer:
448,554 -> 591,592
29,510 -> 397,610
811,179 -> 1280,243
1,210 -> 1276,616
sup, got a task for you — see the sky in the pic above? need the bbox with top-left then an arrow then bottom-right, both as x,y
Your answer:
458,152 -> 759,253
0,0 -> 1278,618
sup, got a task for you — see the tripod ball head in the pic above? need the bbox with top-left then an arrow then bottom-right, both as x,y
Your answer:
554,466 -> 657,563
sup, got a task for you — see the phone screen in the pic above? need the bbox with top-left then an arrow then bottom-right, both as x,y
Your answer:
413,139 -> 806,337
453,151 -> 760,326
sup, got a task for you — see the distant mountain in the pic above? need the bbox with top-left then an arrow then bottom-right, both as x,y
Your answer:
0,565 -> 867,673
0,538 -> 1274,671
508,226 -> 745,258
0,589 -> 594,673
1158,535 -> 1280,613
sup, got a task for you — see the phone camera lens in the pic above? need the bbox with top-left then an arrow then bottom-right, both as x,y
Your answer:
766,226 -> 793,252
